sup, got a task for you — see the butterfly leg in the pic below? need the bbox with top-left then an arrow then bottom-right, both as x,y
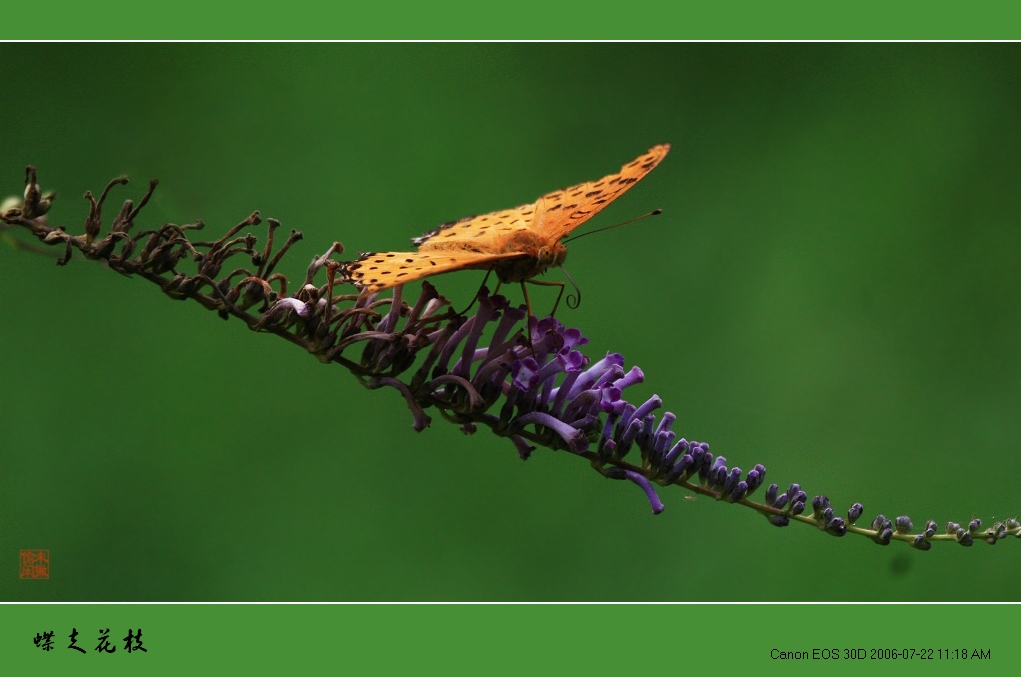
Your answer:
523,278 -> 567,352
453,268 -> 495,317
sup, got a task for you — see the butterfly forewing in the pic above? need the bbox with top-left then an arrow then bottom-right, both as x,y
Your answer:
534,143 -> 670,242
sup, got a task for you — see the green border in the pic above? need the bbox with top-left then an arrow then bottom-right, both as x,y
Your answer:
6,1 -> 1021,39
6,6 -> 1021,675
2,604 -> 1014,672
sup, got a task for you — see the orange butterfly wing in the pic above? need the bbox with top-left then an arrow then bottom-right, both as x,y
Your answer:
412,144 -> 670,251
340,250 -> 524,293
340,144 -> 670,293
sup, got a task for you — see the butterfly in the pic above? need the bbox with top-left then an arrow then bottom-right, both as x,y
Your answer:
339,144 -> 670,311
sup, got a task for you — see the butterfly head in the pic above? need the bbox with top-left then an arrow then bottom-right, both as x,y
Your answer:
537,241 -> 567,269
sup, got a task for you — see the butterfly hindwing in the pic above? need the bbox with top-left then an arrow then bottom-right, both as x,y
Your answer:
411,205 -> 537,253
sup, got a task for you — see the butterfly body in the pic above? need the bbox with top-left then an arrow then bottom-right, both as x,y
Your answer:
340,144 -> 669,294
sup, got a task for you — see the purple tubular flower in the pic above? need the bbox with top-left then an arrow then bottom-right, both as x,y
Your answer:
723,467 -> 742,496
655,412 -> 676,437
451,293 -> 500,378
727,480 -> 748,503
635,414 -> 656,461
604,467 -> 665,515
511,357 -> 541,391
511,435 -> 536,461
652,430 -> 675,466
514,412 -> 588,453
769,515 -> 790,527
689,442 -> 707,467
698,451 -> 716,486
912,535 -> 932,551
764,483 -> 779,505
662,438 -> 689,469
825,517 -> 847,536
597,385 -> 623,414
616,417 -> 644,458
273,296 -> 312,317
895,516 -> 914,534
565,352 -> 624,398
744,465 -> 765,495
598,438 -> 617,463
848,503 -> 864,524
661,453 -> 694,484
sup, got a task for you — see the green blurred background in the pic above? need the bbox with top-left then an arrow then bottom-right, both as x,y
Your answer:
2,43 -> 1019,601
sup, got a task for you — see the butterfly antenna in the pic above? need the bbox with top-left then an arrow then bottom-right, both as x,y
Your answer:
562,209 -> 662,245
560,263 -> 582,310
